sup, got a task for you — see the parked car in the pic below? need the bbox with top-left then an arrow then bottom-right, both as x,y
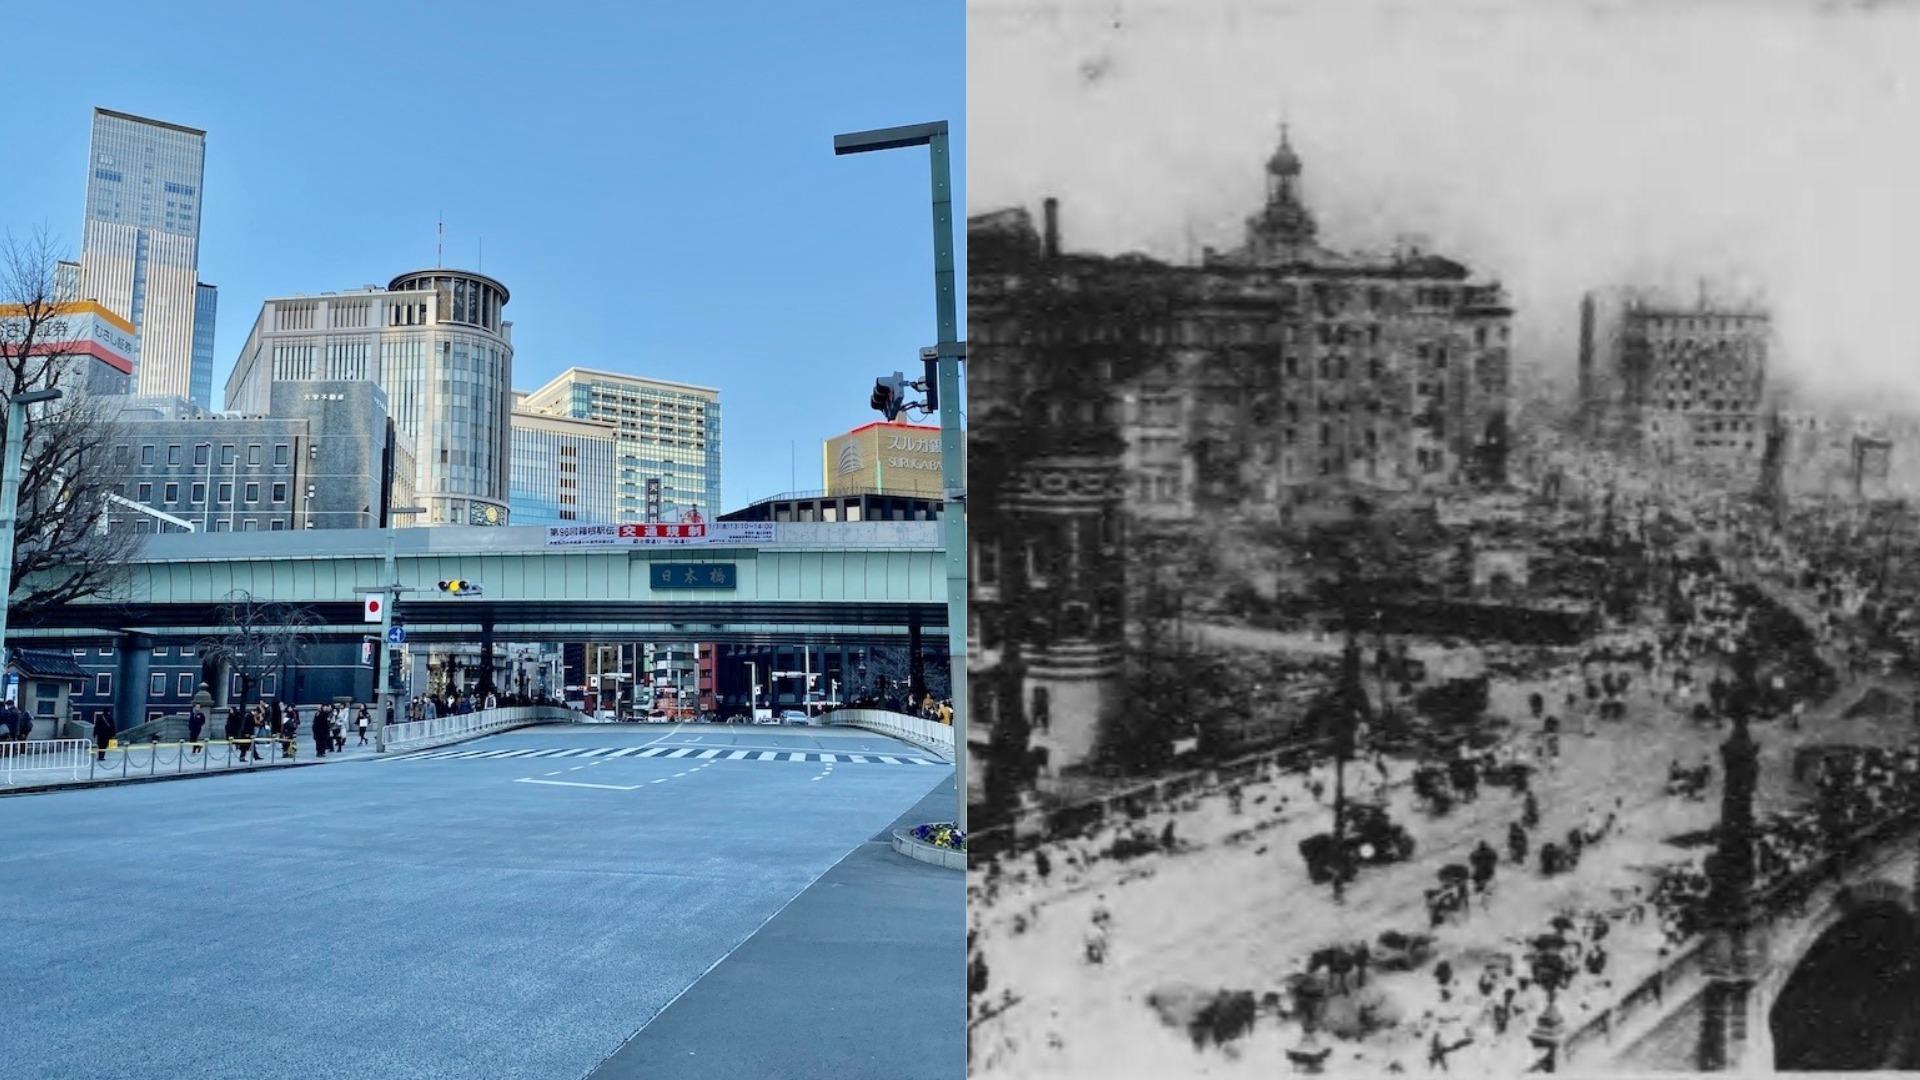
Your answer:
779,710 -> 811,726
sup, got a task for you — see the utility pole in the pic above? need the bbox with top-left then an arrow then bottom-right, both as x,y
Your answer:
0,389 -> 61,670
356,505 -> 424,752
836,121 -> 968,831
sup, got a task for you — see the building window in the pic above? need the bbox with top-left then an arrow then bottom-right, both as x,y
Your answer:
140,445 -> 156,466
244,483 -> 259,503
271,520 -> 285,530
271,482 -> 287,503
178,673 -> 194,696
218,483 -> 233,503
191,482 -> 205,503
163,482 -> 179,503
247,445 -> 261,466
220,445 -> 236,466
150,672 -> 166,697
274,444 -> 289,467
96,673 -> 112,696
137,482 -> 153,502
98,645 -> 112,656
166,445 -> 182,466
242,519 -> 258,531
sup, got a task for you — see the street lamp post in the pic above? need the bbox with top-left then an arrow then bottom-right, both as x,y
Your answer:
0,388 -> 61,672
747,661 -> 759,718
836,120 -> 969,831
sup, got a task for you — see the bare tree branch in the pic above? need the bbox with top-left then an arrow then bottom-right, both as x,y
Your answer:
0,228 -> 143,624
197,591 -> 319,706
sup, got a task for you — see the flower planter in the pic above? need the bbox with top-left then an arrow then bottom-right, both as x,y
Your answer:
892,822 -> 967,870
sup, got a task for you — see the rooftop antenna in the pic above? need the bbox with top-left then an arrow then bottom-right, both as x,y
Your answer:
437,212 -> 443,268
478,236 -> 484,273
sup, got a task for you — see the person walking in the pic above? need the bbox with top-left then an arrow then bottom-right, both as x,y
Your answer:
282,709 -> 300,761
357,708 -> 369,746
340,708 -> 356,753
92,710 -> 115,763
239,707 -> 261,762
313,705 -> 331,758
484,691 -> 497,711
224,705 -> 241,755
187,703 -> 206,755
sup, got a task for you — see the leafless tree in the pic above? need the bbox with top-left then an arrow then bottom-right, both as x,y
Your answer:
198,590 -> 320,707
0,228 -> 141,623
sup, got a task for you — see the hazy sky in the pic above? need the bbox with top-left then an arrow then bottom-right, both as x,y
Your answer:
970,0 -> 1920,410
3,1 -> 963,509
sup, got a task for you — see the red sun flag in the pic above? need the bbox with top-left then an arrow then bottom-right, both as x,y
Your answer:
363,595 -> 383,624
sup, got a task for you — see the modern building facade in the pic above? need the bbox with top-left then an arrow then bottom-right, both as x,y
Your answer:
508,408 -> 618,525
75,107 -> 217,406
823,420 -> 949,497
968,128 -> 1515,774
1579,288 -> 1771,479
99,380 -> 413,534
225,270 -> 513,527
518,368 -> 720,523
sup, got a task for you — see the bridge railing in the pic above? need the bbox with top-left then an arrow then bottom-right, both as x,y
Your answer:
0,738 -> 93,785
386,706 -> 576,750
821,709 -> 954,761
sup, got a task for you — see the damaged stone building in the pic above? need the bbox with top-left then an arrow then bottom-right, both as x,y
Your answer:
967,129 -> 1514,778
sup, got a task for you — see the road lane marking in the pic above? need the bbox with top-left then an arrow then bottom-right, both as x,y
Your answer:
727,750 -> 750,759
650,778 -> 668,784
696,749 -> 722,759
514,779 -> 642,791
665,748 -> 697,759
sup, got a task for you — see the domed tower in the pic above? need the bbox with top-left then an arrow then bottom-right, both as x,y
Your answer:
1245,125 -> 1319,262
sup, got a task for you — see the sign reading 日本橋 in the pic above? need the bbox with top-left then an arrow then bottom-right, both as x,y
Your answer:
543,521 -> 776,548
649,563 -> 737,590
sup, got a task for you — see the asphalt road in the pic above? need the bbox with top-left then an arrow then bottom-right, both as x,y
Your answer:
2,723 -> 959,1080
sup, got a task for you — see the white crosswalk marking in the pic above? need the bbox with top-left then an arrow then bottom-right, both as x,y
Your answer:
394,744 -> 949,767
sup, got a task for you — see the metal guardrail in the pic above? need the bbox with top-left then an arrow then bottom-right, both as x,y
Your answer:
0,738 -> 94,784
821,708 -> 955,760
385,706 -> 572,747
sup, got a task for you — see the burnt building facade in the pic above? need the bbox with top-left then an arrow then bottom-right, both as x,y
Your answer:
968,129 -> 1515,783
1578,289 -> 1772,481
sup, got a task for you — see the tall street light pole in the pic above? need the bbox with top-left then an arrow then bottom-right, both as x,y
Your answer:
0,387 -> 62,671
835,120 -> 968,832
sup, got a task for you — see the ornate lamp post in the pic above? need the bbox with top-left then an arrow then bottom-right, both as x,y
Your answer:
1697,633 -> 1767,1071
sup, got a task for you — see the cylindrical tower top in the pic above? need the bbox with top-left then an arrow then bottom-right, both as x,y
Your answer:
387,269 -> 511,334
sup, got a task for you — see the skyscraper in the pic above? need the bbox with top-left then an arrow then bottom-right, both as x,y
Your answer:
519,368 -> 721,522
76,107 -> 217,406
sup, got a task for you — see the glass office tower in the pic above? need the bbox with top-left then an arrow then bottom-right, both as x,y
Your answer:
77,108 -> 216,404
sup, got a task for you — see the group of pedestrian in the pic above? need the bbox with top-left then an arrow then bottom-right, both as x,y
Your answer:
0,701 -> 35,753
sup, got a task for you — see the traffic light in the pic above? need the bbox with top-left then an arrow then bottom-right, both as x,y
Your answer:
919,346 -> 939,412
870,371 -> 908,422
437,579 -> 481,596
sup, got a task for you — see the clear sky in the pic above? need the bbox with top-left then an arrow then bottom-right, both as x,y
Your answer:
972,0 -> 1920,414
3,0 -> 963,511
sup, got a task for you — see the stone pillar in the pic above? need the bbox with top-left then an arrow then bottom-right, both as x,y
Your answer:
210,656 -> 232,708
112,633 -> 153,730
1697,925 -> 1772,1072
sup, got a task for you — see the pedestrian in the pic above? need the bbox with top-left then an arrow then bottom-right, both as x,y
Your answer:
313,706 -> 331,758
484,691 -> 497,711
240,707 -> 261,762
339,709 -> 356,753
282,710 -> 300,761
224,705 -> 241,752
92,710 -> 115,763
187,703 -> 206,754
357,709 -> 370,746
1508,821 -> 1529,865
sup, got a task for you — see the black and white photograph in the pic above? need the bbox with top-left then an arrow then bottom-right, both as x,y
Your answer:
965,1 -> 1920,1074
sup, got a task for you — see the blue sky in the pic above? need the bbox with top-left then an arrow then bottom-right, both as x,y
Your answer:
2,1 -> 963,510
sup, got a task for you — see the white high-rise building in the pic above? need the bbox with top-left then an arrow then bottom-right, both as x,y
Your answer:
519,368 -> 721,522
75,108 -> 217,406
225,270 -> 515,526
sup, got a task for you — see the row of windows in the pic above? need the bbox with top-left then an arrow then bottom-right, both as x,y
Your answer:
132,480 -> 287,504
120,442 -> 291,468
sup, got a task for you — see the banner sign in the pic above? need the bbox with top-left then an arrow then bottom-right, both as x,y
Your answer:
544,522 -> 775,548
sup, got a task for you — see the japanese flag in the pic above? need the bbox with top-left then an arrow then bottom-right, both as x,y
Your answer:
363,595 -> 384,624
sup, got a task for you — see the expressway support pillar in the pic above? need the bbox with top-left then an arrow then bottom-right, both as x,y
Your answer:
112,633 -> 153,731
479,623 -> 496,695
908,608 -> 925,703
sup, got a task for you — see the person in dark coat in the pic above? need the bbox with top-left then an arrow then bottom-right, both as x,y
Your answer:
314,706 -> 331,758
239,707 -> 261,762
281,710 -> 300,761
92,711 -> 115,762
187,705 -> 206,755
224,706 -> 241,753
